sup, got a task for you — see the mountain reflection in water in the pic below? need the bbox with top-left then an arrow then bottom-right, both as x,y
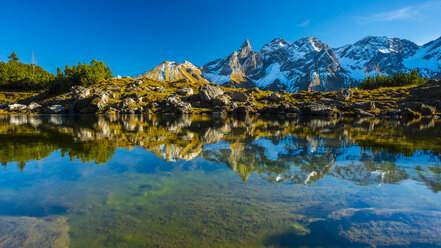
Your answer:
1,114 -> 440,193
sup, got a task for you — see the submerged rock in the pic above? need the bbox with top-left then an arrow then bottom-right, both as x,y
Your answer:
328,208 -> 441,247
0,216 -> 70,248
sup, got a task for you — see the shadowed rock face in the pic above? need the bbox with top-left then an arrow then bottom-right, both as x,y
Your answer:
202,36 -> 441,92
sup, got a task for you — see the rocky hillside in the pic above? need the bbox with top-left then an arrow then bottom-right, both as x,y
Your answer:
201,36 -> 441,92
135,61 -> 209,84
1,75 -> 440,121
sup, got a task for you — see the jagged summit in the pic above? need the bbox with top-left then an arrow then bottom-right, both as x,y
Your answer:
134,35 -> 441,92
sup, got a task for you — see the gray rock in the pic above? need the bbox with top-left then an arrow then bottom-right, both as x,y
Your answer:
233,106 -> 252,115
351,101 -> 377,112
134,80 -> 143,86
266,93 -> 285,103
153,86 -> 166,93
28,102 -> 41,111
173,102 -> 192,114
176,87 -> 194,96
198,85 -> 224,102
353,108 -> 375,117
334,88 -> 353,101
8,104 -> 27,111
212,95 -> 231,106
225,91 -> 249,102
119,98 -> 135,109
71,86 -> 91,100
399,102 -> 436,116
301,102 -> 340,116
47,105 -> 66,114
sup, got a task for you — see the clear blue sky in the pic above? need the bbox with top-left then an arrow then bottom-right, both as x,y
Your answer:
1,0 -> 441,76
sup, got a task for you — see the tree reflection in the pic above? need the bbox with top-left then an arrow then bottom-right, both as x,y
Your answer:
0,114 -> 440,192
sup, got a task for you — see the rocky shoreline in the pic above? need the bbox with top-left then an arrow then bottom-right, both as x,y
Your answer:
0,78 -> 440,119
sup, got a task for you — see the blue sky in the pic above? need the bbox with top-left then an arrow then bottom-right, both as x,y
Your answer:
1,0 -> 441,76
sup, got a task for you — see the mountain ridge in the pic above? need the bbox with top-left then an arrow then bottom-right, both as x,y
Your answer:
136,35 -> 441,92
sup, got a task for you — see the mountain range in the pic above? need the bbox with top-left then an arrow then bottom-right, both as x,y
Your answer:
136,36 -> 441,92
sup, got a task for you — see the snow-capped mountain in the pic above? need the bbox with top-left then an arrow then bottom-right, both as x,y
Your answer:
136,36 -> 441,92
135,61 -> 209,84
202,36 -> 441,92
335,36 -> 419,80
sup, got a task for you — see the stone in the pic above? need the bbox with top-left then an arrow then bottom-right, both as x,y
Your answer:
119,98 -> 135,109
301,102 -> 340,117
176,87 -> 194,96
172,102 -> 192,114
212,95 -> 230,106
401,108 -> 422,119
134,80 -> 143,86
334,88 -> 353,101
351,101 -> 377,112
233,106 -> 252,115
47,105 -> 66,114
266,93 -> 285,103
224,91 -> 249,102
28,102 -> 41,111
8,104 -> 27,111
71,86 -> 91,100
198,84 -> 224,102
353,108 -> 375,117
399,102 -> 436,116
153,86 -> 166,93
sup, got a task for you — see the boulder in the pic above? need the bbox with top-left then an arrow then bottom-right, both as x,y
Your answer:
233,106 -> 252,115
351,101 -> 377,112
198,85 -> 224,102
47,105 -> 66,114
153,86 -> 166,93
401,108 -> 422,119
266,93 -> 285,103
334,88 -> 353,101
8,104 -> 27,112
301,102 -> 340,117
119,98 -> 135,109
28,102 -> 41,111
134,80 -> 143,86
353,108 -> 375,117
399,102 -> 436,116
71,86 -> 91,100
176,87 -> 194,96
318,98 -> 347,109
224,91 -> 249,102
212,95 -> 230,106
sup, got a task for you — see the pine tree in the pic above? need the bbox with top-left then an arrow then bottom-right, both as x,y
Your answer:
8,51 -> 19,62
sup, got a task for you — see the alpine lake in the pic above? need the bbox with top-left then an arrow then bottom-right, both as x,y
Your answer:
0,114 -> 440,248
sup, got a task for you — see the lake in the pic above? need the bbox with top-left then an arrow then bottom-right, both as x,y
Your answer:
0,114 -> 440,247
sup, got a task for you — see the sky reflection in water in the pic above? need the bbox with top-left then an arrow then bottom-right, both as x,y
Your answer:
0,114 -> 440,248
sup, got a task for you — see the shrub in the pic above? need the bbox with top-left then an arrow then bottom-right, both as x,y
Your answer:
358,70 -> 428,90
0,52 -> 55,90
50,59 -> 113,93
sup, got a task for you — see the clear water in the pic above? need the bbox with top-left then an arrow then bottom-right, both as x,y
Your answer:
0,114 -> 440,248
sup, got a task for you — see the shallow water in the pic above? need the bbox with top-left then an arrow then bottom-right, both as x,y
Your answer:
0,114 -> 440,247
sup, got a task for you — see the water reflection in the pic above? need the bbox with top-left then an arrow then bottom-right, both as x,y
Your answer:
0,114 -> 440,192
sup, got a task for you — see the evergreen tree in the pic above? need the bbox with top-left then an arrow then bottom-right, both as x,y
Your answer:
8,51 -> 19,62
